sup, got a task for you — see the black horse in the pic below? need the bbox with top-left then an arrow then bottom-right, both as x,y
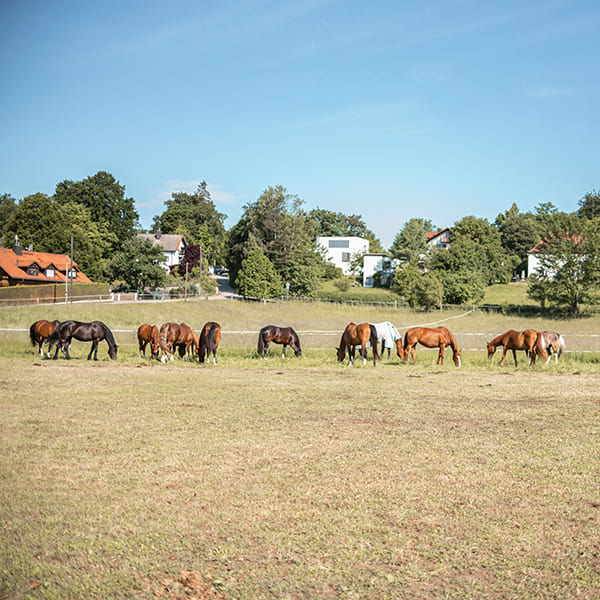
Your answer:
51,320 -> 118,360
257,325 -> 301,359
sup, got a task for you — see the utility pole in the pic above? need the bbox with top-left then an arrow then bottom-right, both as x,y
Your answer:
70,235 -> 74,303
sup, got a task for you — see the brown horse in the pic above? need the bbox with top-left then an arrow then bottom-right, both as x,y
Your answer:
137,324 -> 160,359
487,329 -> 547,367
51,320 -> 118,361
197,322 -> 222,364
29,319 -> 61,357
159,322 -> 198,362
538,330 -> 566,365
257,325 -> 301,359
403,326 -> 461,367
336,322 -> 379,366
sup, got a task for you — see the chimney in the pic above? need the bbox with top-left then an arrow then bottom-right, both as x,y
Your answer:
12,235 -> 22,256
155,229 -> 162,240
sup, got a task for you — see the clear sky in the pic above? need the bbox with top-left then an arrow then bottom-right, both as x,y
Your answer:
1,1 -> 598,249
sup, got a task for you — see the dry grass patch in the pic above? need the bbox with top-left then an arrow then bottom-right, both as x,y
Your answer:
1,360 -> 599,599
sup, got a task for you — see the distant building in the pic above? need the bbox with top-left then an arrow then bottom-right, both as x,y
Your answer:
363,254 -> 398,288
0,241 -> 91,287
426,228 -> 451,251
137,231 -> 187,273
317,236 -> 369,275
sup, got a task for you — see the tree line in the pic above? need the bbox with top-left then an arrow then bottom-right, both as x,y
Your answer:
1,172 -> 599,315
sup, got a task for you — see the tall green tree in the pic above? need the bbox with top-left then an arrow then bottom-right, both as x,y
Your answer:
495,203 -> 541,262
109,238 -> 167,291
526,219 -> 600,316
55,171 -> 139,249
227,186 -> 325,295
152,181 -> 227,264
0,193 -> 17,247
235,247 -> 284,298
390,218 -> 433,262
577,190 -> 600,220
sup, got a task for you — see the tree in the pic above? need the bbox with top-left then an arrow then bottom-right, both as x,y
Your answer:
410,271 -> 444,311
526,220 -> 600,316
152,181 -> 227,264
0,193 -> 17,247
178,244 -> 202,277
390,218 -> 433,262
109,238 -> 167,291
227,186 -> 325,296
495,203 -> 541,263
55,171 -> 139,249
235,247 -> 284,298
578,190 -> 600,220
391,259 -> 421,303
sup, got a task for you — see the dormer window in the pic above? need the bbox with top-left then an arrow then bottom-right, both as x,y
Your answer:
46,268 -> 55,278
27,264 -> 39,276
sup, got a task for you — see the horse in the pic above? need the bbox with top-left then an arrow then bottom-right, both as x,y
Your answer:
487,329 -> 546,367
197,322 -> 221,364
51,320 -> 118,361
137,324 -> 160,359
403,326 -> 461,367
257,325 -> 302,359
538,330 -> 566,364
336,322 -> 379,366
29,319 -> 61,357
371,321 -> 404,360
159,322 -> 197,363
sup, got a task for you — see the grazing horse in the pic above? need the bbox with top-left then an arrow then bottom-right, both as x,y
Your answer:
257,325 -> 302,359
137,324 -> 160,359
538,330 -> 566,364
336,322 -> 379,366
487,329 -> 546,367
403,326 -> 461,367
159,322 -> 197,362
51,320 -> 118,361
29,319 -> 61,357
197,322 -> 221,364
372,321 -> 404,359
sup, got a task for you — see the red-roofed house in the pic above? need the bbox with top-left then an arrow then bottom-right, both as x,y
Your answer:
0,243 -> 92,287
425,228 -> 451,251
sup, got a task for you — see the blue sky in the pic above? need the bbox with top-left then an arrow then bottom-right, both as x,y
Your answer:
1,0 -> 598,248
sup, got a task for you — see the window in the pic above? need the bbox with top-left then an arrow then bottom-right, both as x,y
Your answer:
329,240 -> 349,248
46,268 -> 55,278
341,252 -> 350,262
27,264 -> 39,276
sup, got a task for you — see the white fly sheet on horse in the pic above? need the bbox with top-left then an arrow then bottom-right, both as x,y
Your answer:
371,321 -> 401,349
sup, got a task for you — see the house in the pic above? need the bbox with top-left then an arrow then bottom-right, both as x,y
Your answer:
137,230 -> 187,273
426,228 -> 451,251
0,241 -> 91,287
316,236 -> 369,275
363,254 -> 399,288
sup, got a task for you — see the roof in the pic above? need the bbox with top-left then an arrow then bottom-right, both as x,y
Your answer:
0,246 -> 92,283
528,234 -> 583,254
426,228 -> 451,242
137,232 -> 186,252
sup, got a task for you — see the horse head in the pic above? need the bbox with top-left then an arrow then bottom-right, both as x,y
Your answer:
336,346 -> 345,362
108,344 -> 118,360
395,339 -> 404,360
486,343 -> 496,359
453,348 -> 462,367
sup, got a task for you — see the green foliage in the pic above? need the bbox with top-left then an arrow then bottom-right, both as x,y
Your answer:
310,208 -> 383,252
235,247 -> 284,298
0,193 -> 17,247
410,271 -> 443,311
527,219 -> 600,316
495,203 -> 541,261
390,218 -> 432,262
333,278 -> 351,292
391,260 -> 421,302
152,181 -> 227,264
109,238 -> 167,291
439,270 -> 485,304
577,190 -> 600,220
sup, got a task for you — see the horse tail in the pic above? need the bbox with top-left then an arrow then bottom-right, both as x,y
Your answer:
558,334 -> 566,357
207,324 -> 217,351
46,322 -> 62,346
257,330 -> 265,356
369,324 -> 380,361
29,322 -> 38,346
534,331 -> 547,360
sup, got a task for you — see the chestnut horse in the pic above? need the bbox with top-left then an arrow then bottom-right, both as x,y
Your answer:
159,322 -> 198,362
29,319 -> 61,357
137,324 -> 160,359
336,322 -> 379,366
257,325 -> 301,359
487,329 -> 547,367
538,330 -> 566,364
403,326 -> 461,367
197,322 -> 221,364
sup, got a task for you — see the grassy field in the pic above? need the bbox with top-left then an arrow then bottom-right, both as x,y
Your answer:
1,299 -> 600,599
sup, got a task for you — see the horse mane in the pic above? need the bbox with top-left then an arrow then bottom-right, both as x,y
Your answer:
97,321 -> 118,350
289,327 -> 301,352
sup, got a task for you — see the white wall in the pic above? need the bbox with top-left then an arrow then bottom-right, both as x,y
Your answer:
317,236 -> 369,275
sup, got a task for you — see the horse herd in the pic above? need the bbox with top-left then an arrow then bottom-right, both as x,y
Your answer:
28,319 -> 566,367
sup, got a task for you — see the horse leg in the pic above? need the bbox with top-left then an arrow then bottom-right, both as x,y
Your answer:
349,346 -> 355,365
437,344 -> 445,365
362,345 -> 367,366
512,349 -> 518,366
410,346 -> 416,365
282,344 -> 287,359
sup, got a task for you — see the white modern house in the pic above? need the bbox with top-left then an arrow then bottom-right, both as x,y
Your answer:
317,236 -> 369,275
363,254 -> 399,288
137,231 -> 187,273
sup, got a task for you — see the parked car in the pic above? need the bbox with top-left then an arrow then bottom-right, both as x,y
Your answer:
213,266 -> 226,276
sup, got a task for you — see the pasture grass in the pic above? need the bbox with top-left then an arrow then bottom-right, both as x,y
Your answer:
1,359 -> 599,599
